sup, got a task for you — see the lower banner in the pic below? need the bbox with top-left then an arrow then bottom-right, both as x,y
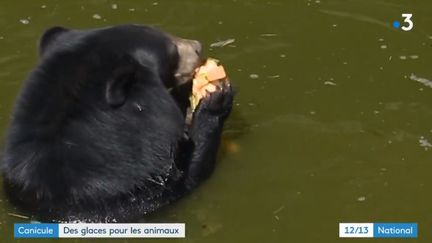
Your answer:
14,223 -> 185,238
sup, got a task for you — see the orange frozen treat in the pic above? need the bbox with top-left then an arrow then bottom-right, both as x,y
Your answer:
190,58 -> 228,110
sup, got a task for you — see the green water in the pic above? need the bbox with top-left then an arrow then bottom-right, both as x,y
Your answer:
1,0 -> 432,242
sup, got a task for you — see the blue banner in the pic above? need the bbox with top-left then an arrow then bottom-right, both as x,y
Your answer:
373,223 -> 417,238
14,223 -> 59,238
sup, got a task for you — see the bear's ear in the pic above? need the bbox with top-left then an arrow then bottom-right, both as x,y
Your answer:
106,59 -> 161,107
39,26 -> 69,56
105,66 -> 137,107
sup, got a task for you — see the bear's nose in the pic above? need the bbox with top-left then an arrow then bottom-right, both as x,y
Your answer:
190,40 -> 202,56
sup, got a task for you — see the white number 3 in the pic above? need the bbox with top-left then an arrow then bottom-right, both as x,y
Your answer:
401,13 -> 413,31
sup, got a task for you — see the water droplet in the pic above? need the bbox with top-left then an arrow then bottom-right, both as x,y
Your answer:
324,81 -> 337,86
357,196 -> 366,202
19,19 -> 30,25
92,14 -> 102,20
249,74 -> 259,79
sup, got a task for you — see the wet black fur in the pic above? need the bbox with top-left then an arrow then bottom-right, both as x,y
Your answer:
2,25 -> 234,222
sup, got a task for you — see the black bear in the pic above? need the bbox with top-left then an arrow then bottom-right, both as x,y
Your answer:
2,24 -> 234,222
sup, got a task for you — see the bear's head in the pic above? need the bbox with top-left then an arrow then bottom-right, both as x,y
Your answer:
38,25 -> 202,107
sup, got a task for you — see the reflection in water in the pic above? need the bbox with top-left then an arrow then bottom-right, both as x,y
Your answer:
418,136 -> 432,150
410,73 -> 432,88
319,9 -> 392,29
258,114 -> 364,134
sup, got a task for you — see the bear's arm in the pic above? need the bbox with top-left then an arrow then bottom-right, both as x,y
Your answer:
183,115 -> 223,189
180,85 -> 233,190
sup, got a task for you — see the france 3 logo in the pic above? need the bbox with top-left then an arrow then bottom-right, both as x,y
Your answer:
393,13 -> 413,31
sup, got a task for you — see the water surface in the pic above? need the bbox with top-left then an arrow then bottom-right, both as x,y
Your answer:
0,0 -> 432,242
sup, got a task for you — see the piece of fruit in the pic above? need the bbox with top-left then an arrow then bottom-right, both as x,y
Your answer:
190,58 -> 228,111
